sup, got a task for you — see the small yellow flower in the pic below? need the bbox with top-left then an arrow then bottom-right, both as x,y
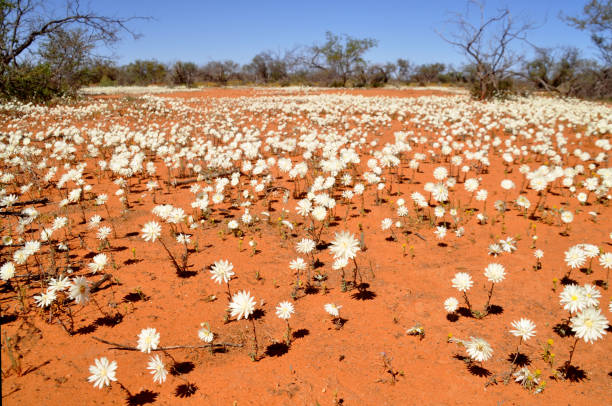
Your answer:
547,338 -> 554,346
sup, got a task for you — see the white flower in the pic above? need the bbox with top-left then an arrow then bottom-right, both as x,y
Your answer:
530,177 -> 547,192
381,218 -> 392,230
560,211 -> 573,224
137,327 -> 160,353
484,263 -> 506,283
452,272 -> 473,292
513,367 -> 540,387
475,189 -> 488,201
433,166 -> 448,180
147,355 -> 167,384
311,206 -> 327,221
500,179 -> 515,190
296,199 -> 312,216
276,301 -> 295,320
534,249 -> 544,259
296,238 -> 315,254
95,194 -> 108,205
559,284 -> 587,314
68,276 -> 90,305
509,318 -> 536,341
23,240 -> 40,256
48,275 -> 70,293
289,257 -> 307,271
516,195 -> 531,209
13,249 -> 29,265
198,323 -> 214,343
176,233 -> 191,244
465,337 -> 493,362
97,226 -> 111,241
434,225 -> 447,239
324,303 -> 342,317
228,290 -> 256,320
34,289 -> 56,307
444,297 -> 459,313
582,284 -> 601,307
88,215 -> 102,229
488,243 -> 502,256
564,245 -> 586,269
210,260 -> 234,284
88,253 -> 108,273
332,256 -> 349,270
431,183 -> 449,202
580,244 -> 599,259
464,178 -> 479,193
329,231 -> 360,260
88,357 -> 117,389
599,252 -> 612,269
571,307 -> 609,343
141,221 -> 162,242
0,262 -> 15,281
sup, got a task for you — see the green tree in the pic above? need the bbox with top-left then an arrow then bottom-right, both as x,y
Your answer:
121,60 -> 167,85
564,0 -> 612,65
0,0 -> 143,101
309,31 -> 378,86
38,27 -> 94,94
412,63 -> 446,85
171,61 -> 197,87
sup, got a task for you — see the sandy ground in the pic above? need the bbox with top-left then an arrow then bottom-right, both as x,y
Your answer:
1,88 -> 610,405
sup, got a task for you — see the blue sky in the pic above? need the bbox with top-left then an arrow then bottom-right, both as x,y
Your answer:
55,0 -> 597,67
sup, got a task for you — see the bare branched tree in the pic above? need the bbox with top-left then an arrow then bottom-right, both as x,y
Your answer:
438,1 -> 536,99
0,0 -> 144,73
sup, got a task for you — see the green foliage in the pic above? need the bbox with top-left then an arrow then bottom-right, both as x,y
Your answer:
412,63 -> 446,85
311,31 -> 378,86
121,60 -> 167,85
0,63 -> 63,103
564,0 -> 612,64
38,28 -> 94,95
171,61 -> 197,87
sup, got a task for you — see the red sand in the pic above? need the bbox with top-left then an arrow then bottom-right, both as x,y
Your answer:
1,88 -> 610,405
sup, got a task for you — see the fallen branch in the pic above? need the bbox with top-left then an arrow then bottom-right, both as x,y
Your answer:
91,273 -> 113,293
91,336 -> 243,351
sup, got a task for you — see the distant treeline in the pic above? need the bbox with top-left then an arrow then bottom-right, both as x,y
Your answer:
2,1 -> 611,103
79,50 -> 612,101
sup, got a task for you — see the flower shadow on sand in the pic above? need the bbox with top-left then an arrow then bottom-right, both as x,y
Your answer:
174,383 -> 197,398
507,352 -> 530,367
350,283 -> 376,301
127,389 -> 158,406
265,342 -> 289,357
453,354 -> 491,377
170,361 -> 194,376
558,363 -> 587,382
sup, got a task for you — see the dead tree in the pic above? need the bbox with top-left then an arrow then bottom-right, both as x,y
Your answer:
438,1 -> 536,99
1,0 -> 144,73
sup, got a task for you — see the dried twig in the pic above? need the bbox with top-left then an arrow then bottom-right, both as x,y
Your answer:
91,336 -> 243,351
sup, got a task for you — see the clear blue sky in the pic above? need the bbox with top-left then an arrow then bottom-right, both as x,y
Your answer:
57,0 -> 598,67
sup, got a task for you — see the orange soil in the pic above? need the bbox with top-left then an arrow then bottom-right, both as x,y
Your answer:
1,88 -> 610,406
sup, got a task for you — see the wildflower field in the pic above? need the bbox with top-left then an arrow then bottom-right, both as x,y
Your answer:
1,87 -> 610,405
